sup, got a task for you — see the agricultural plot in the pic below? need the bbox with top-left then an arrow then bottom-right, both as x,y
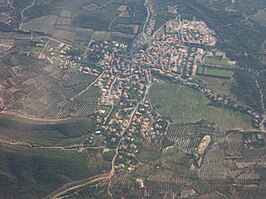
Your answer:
73,28 -> 94,42
199,147 -> 239,180
224,132 -> 244,157
137,138 -> 162,162
197,76 -> 233,97
149,83 -> 254,130
166,123 -> 214,153
21,15 -> 58,35
0,52 -> 99,119
19,0 -> 146,46
52,29 -> 75,41
91,31 -> 110,41
252,8 -> 266,27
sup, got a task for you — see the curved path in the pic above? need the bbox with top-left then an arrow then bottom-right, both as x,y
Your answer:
43,173 -> 109,199
20,0 -> 36,29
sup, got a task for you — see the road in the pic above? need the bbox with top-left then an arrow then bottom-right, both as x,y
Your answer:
0,110 -> 73,123
43,173 -> 109,199
255,78 -> 266,132
19,0 -> 36,29
39,38 -> 50,58
107,138 -> 124,198
70,72 -> 104,101
142,0 -> 151,34
106,77 -> 117,105
105,83 -> 151,197
104,105 -> 113,124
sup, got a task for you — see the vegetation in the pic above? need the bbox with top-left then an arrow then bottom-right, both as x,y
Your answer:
0,145 -> 92,199
103,150 -> 116,161
203,66 -> 233,78
152,0 -> 266,110
197,65 -> 233,78
75,4 -> 120,31
0,115 -> 95,146
149,83 -> 254,130
21,15 -> 58,35
196,76 -> 233,97
204,56 -> 231,67
231,70 -> 263,114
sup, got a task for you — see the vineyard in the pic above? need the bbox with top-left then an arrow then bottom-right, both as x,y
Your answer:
166,124 -> 213,153
1,53 -> 99,119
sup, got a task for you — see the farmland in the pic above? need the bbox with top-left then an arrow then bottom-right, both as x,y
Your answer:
19,0 -> 147,46
21,15 -> 58,35
149,83 -> 254,130
0,0 -> 265,198
0,53 -> 99,119
196,76 -> 233,97
252,8 -> 266,27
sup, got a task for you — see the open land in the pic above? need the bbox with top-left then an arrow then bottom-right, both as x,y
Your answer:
0,0 -> 266,198
149,83 -> 254,130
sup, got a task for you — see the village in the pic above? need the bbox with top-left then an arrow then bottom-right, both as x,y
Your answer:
23,18 -> 264,171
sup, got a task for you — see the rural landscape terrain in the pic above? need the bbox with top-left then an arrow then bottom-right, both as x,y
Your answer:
0,0 -> 266,198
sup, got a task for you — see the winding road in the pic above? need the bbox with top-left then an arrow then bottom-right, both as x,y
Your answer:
19,0 -> 36,29
43,173 -> 109,199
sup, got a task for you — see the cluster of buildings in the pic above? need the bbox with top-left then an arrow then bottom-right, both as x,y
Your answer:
166,19 -> 217,46
83,19 -> 264,169
33,39 -> 100,74
132,33 -> 206,78
0,1 -> 16,27
86,40 -> 169,167
26,18 -> 263,170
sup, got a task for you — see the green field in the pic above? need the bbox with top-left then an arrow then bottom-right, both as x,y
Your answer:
196,65 -> 233,78
196,65 -> 204,74
149,83 -> 254,130
205,56 -> 231,67
21,15 -> 58,35
203,67 -> 233,78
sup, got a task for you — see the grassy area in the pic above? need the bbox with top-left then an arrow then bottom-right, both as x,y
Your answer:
196,65 -> 233,78
91,31 -> 110,41
203,66 -> 233,78
196,76 -> 233,97
53,58 -> 61,66
0,145 -> 93,199
196,65 -> 204,74
149,83 -> 254,130
21,15 -> 58,35
205,56 -> 231,67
